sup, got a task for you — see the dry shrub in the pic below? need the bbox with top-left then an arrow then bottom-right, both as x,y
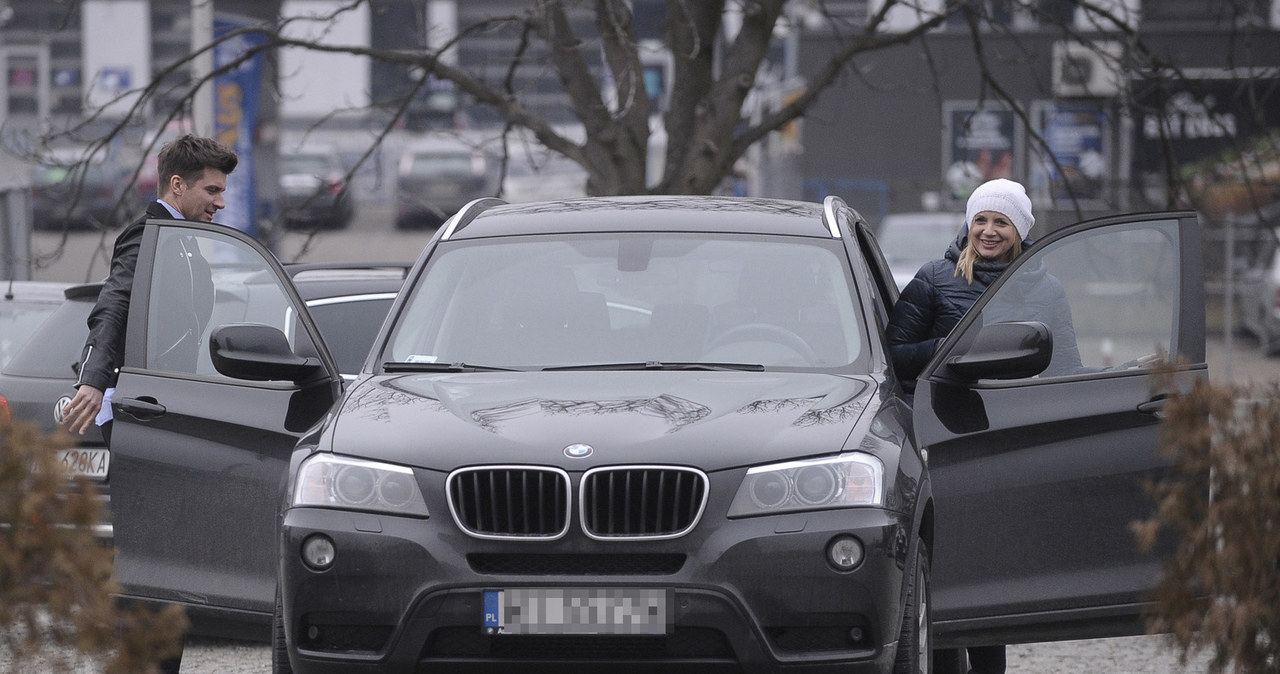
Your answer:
0,418 -> 187,673
1134,374 -> 1280,673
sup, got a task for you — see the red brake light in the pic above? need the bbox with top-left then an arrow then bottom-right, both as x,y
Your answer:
0,393 -> 10,423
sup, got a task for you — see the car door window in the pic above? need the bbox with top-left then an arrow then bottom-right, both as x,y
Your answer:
147,226 -> 317,377
978,219 -> 1179,380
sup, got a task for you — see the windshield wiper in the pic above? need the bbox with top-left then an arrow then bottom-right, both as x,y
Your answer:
542,361 -> 765,372
382,361 -> 522,372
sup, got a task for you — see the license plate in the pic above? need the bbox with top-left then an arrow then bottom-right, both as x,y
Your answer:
57,448 -> 110,480
483,588 -> 670,636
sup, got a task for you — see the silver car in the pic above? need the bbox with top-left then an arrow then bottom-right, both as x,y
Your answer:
874,212 -> 966,291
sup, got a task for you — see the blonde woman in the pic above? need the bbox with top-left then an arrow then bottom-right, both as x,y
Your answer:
886,177 -> 1082,392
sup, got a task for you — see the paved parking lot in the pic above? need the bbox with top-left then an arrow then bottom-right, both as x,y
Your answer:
172,632 -> 1216,672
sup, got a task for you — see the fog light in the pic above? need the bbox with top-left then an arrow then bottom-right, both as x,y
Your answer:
827,535 -> 864,571
302,534 -> 336,571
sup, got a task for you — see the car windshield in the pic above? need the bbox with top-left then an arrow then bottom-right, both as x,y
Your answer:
387,232 -> 866,370
2,298 -> 91,377
0,302 -> 63,369
306,297 -> 395,375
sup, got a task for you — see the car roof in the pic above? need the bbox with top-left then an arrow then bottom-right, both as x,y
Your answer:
446,196 -> 837,240
2,280 -> 74,303
878,211 -> 962,228
285,262 -> 411,301
280,146 -> 342,161
64,282 -> 105,301
402,137 -> 488,154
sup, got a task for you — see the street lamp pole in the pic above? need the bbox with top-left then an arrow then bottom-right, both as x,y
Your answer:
191,0 -> 214,137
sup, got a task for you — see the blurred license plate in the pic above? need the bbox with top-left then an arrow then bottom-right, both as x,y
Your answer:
483,588 -> 670,636
57,448 -> 110,480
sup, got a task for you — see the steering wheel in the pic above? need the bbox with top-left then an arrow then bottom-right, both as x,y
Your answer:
705,323 -> 818,363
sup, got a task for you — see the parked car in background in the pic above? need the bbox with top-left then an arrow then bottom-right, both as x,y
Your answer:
874,212 -> 966,290
101,197 -> 1204,672
1236,226 -> 1280,355
497,140 -> 588,203
1,283 -> 111,538
394,139 -> 499,229
0,264 -> 405,544
1,280 -> 71,369
286,262 -> 410,378
31,147 -> 136,231
278,146 -> 355,230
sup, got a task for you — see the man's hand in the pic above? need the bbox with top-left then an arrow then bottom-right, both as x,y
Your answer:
62,385 -> 105,436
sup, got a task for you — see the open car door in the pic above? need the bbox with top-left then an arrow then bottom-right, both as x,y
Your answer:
109,220 -> 342,638
914,211 -> 1206,649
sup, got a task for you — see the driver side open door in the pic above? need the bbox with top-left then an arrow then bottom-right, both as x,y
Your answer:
109,220 -> 342,637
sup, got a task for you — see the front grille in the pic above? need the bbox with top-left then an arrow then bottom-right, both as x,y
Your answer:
580,466 -> 708,540
424,626 -> 735,660
467,553 -> 686,576
447,467 -> 571,539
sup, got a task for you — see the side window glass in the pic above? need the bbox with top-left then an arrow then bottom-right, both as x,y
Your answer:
981,220 -> 1179,380
147,227 -> 315,378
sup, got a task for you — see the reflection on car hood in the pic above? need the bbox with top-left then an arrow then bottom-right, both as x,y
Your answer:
328,371 -> 874,471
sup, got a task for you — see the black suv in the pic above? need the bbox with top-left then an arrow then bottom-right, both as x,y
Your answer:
101,197 -> 1204,673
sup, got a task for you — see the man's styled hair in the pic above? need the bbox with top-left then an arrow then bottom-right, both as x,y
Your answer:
156,134 -> 239,196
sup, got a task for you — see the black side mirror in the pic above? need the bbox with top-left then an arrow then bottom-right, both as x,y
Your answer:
945,320 -> 1053,381
210,323 -> 324,382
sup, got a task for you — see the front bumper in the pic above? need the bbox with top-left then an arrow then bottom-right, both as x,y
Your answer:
279,503 -> 912,674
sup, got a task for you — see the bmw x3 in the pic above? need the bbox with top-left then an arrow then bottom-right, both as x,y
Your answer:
103,196 -> 1206,673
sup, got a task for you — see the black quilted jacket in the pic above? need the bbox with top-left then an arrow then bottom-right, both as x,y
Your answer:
886,230 -> 1082,393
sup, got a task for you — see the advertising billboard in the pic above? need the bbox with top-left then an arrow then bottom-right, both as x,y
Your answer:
1133,70 -> 1280,221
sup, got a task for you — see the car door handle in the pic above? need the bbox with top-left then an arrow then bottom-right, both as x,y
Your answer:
1136,397 -> 1168,418
116,397 -> 167,420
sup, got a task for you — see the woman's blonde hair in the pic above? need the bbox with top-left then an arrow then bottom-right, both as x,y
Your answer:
954,236 -> 1022,284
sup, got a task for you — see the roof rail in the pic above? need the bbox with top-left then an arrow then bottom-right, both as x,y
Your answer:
440,197 -> 508,240
821,195 -> 846,239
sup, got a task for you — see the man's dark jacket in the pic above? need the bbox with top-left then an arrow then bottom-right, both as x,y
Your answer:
75,201 -> 172,392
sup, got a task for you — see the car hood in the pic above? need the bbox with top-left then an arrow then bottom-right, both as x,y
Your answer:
327,371 -> 874,472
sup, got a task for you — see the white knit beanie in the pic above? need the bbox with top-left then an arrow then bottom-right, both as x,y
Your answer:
965,178 -> 1034,241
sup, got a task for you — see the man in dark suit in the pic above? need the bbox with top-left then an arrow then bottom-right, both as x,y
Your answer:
60,134 -> 238,674
62,134 -> 238,444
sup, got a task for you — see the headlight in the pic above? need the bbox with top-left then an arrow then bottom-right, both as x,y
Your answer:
293,454 -> 429,517
728,453 -> 884,517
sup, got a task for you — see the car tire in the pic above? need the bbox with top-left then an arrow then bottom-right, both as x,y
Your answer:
273,588 -> 294,674
894,537 -> 932,674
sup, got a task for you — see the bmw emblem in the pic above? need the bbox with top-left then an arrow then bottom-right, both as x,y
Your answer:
563,444 -> 593,459
54,395 -> 73,425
